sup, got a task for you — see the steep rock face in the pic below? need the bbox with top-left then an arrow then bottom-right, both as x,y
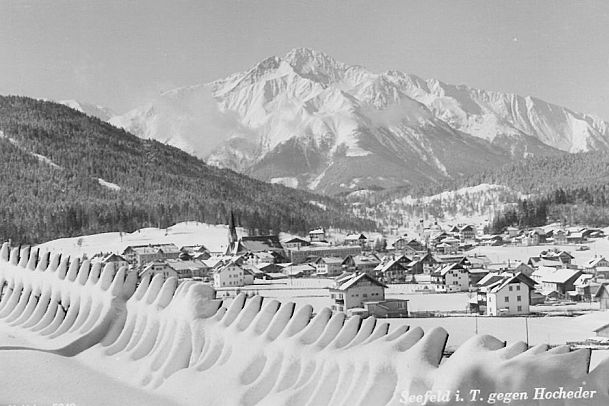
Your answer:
111,48 -> 609,193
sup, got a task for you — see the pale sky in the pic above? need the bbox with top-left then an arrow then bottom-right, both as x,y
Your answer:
2,0 -> 609,119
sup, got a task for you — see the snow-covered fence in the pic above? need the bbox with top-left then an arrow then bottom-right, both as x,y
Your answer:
1,241 -> 609,405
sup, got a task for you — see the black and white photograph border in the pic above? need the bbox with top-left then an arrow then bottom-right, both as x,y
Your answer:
2,1 -> 609,405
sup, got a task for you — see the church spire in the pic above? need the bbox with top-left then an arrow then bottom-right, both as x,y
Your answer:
228,210 -> 238,247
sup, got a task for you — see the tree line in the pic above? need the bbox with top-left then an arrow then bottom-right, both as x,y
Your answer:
0,96 -> 376,245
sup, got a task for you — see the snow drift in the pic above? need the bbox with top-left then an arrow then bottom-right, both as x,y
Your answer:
1,242 -> 609,405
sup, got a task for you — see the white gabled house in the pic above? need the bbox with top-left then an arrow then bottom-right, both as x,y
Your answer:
213,261 -> 245,288
431,262 -> 469,293
475,272 -> 537,316
139,260 -> 177,281
329,273 -> 387,313
314,257 -> 345,277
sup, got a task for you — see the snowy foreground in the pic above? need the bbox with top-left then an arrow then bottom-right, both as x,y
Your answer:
2,243 -> 609,406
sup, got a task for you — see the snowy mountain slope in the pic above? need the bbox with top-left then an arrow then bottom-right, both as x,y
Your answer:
58,99 -> 114,121
387,72 -> 609,154
111,48 -> 609,193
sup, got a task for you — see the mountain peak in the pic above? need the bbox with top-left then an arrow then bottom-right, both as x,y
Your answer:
283,48 -> 344,85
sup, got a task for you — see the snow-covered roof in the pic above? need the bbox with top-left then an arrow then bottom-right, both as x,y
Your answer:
433,263 -> 466,276
333,273 -> 387,291
102,253 -> 127,263
585,257 -> 608,268
374,256 -> 410,273
165,259 -> 208,272
489,273 -> 536,293
345,233 -> 367,241
532,267 -> 580,284
574,274 -> 594,287
316,256 -> 344,265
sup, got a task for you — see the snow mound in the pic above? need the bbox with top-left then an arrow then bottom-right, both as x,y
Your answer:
1,241 -> 609,406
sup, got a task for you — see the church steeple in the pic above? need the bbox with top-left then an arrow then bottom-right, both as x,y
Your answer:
227,210 -> 238,253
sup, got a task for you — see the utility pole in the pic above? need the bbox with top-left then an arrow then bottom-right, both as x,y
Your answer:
525,317 -> 529,347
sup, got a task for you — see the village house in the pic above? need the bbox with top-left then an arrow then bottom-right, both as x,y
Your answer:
429,231 -> 450,247
287,245 -> 361,264
341,254 -> 381,274
329,272 -> 387,314
582,228 -> 605,239
474,272 -> 536,316
360,298 -> 409,318
566,232 -> 585,245
165,259 -> 210,279
241,264 -> 267,280
393,237 -> 426,253
344,233 -> 368,247
122,243 -> 181,267
583,257 -> 609,274
374,255 -> 411,283
283,263 -> 316,278
415,252 -> 439,275
522,229 -> 547,246
595,283 -> 609,310
431,263 -> 470,293
505,226 -> 520,238
573,274 -> 599,301
314,257 -> 344,277
99,253 -> 129,270
593,323 -> 609,338
478,235 -> 504,246
282,237 -> 310,250
438,236 -> 460,254
531,266 -> 582,297
308,228 -> 326,242
458,225 -> 476,242
512,263 -> 535,277
256,262 -> 283,275
213,261 -> 245,288
435,255 -> 471,266
468,268 -> 490,286
179,244 -> 211,260
139,260 -> 177,281
553,230 -> 568,245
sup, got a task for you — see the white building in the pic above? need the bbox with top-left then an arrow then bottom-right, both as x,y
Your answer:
479,273 -> 536,316
431,263 -> 470,293
139,261 -> 177,281
214,262 -> 245,288
308,228 -> 326,242
329,273 -> 387,313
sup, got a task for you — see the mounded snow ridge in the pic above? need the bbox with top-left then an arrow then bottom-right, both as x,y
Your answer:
1,242 -> 608,406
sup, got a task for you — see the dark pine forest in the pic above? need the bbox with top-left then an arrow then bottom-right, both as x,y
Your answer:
0,96 -> 376,245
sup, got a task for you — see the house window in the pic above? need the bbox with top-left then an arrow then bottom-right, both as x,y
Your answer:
505,297 -> 509,303
363,293 -> 368,298
517,306 -> 522,311
509,286 -> 513,292
517,296 -> 522,302
516,285 -> 521,291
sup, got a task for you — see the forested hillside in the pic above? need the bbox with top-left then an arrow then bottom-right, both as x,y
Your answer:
0,96 -> 375,244
469,153 -> 609,231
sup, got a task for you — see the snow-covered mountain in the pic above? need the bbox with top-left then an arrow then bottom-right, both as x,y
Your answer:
58,99 -> 114,121
111,48 -> 609,194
